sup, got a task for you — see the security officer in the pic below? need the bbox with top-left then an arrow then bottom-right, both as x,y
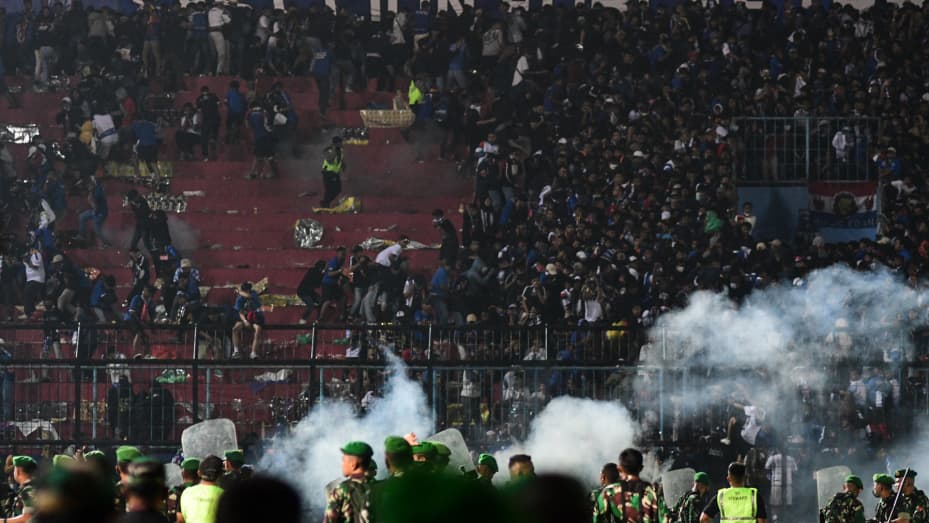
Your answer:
820,475 -> 865,523
167,459 -> 200,523
383,436 -> 414,478
869,474 -> 899,523
476,454 -> 498,485
7,456 -> 37,523
430,442 -> 451,473
218,450 -> 246,491
123,457 -> 171,522
115,446 -> 144,513
594,448 -> 657,523
590,463 -> 619,510
896,469 -> 928,523
700,462 -> 767,523
320,136 -> 345,208
412,442 -> 437,473
323,441 -> 375,523
671,472 -> 712,523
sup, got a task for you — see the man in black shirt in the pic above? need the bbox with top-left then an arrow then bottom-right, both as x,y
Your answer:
297,260 -> 325,324
127,190 -> 152,252
196,86 -> 221,162
119,458 -> 170,523
432,209 -> 458,266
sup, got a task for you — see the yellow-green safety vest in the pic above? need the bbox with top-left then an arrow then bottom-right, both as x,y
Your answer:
408,80 -> 423,106
717,487 -> 758,522
323,154 -> 343,173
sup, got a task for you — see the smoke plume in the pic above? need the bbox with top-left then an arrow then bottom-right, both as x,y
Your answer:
258,353 -> 433,515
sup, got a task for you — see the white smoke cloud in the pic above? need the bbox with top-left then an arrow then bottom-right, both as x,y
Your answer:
496,396 -> 639,486
258,354 -> 433,515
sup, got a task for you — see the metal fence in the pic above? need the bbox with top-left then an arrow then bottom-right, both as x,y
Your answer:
0,322 -> 924,455
731,117 -> 881,182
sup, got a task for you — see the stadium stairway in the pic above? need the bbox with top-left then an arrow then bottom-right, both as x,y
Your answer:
2,75 -> 472,324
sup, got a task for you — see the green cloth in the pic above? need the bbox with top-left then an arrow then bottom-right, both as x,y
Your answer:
384,436 -> 412,455
873,474 -> 894,486
181,458 -> 201,473
694,472 -> 710,485
180,483 -> 224,523
223,450 -> 245,465
12,456 -> 36,468
895,469 -> 917,479
116,446 -> 142,463
477,454 -> 498,473
412,442 -> 436,458
704,210 -> 724,233
52,455 -> 75,468
341,441 -> 374,458
845,475 -> 863,489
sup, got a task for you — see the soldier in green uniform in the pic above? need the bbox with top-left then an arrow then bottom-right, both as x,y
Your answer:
594,448 -> 658,523
167,459 -> 200,523
218,451 -> 246,491
871,474 -> 900,523
115,446 -> 144,514
476,454 -> 498,485
592,464 -> 620,510
84,450 -> 111,481
8,456 -> 37,523
669,472 -> 712,523
429,442 -> 451,473
411,442 -> 438,474
323,441 -> 375,523
895,469 -> 929,523
820,475 -> 865,523
383,436 -> 414,478
124,457 -> 171,522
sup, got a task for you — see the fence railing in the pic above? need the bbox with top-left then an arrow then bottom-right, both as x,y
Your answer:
731,116 -> 881,183
0,322 -> 923,453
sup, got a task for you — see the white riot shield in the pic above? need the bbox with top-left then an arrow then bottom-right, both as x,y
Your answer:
425,428 -> 474,473
815,466 -> 852,511
164,463 -> 183,488
181,419 -> 238,460
662,468 -> 697,509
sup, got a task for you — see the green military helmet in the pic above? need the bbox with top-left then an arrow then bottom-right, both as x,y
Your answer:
180,458 -> 201,473
12,456 -> 37,469
115,446 -> 142,463
384,436 -> 412,455
341,441 -> 374,458
874,474 -> 895,487
693,472 -> 710,485
412,442 -> 437,461
895,469 -> 918,480
845,475 -> 863,489
224,450 -> 246,466
477,454 -> 498,473
430,442 -> 451,468
52,455 -> 75,469
84,450 -> 106,461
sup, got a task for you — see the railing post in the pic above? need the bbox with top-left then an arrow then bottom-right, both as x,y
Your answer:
310,323 -> 318,360
805,116 -> 811,182
658,367 -> 664,441
192,323 -> 200,423
73,322 -> 82,442
544,326 -> 549,360
427,324 -> 436,432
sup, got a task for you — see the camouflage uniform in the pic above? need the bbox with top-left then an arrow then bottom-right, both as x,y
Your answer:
166,482 -> 195,522
323,474 -> 372,523
594,478 -> 658,523
115,480 -> 127,513
900,489 -> 929,523
819,492 -> 865,523
870,495 -> 900,523
11,481 -> 35,517
668,490 -> 710,523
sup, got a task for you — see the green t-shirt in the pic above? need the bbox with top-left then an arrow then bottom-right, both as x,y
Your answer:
179,483 -> 223,523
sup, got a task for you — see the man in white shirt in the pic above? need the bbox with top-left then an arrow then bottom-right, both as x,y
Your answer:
23,248 -> 45,318
92,111 -> 119,161
375,236 -> 410,267
208,3 -> 231,74
512,49 -> 530,87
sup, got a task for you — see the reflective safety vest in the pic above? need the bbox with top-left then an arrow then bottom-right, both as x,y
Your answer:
408,80 -> 423,106
717,487 -> 758,522
323,153 -> 343,174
